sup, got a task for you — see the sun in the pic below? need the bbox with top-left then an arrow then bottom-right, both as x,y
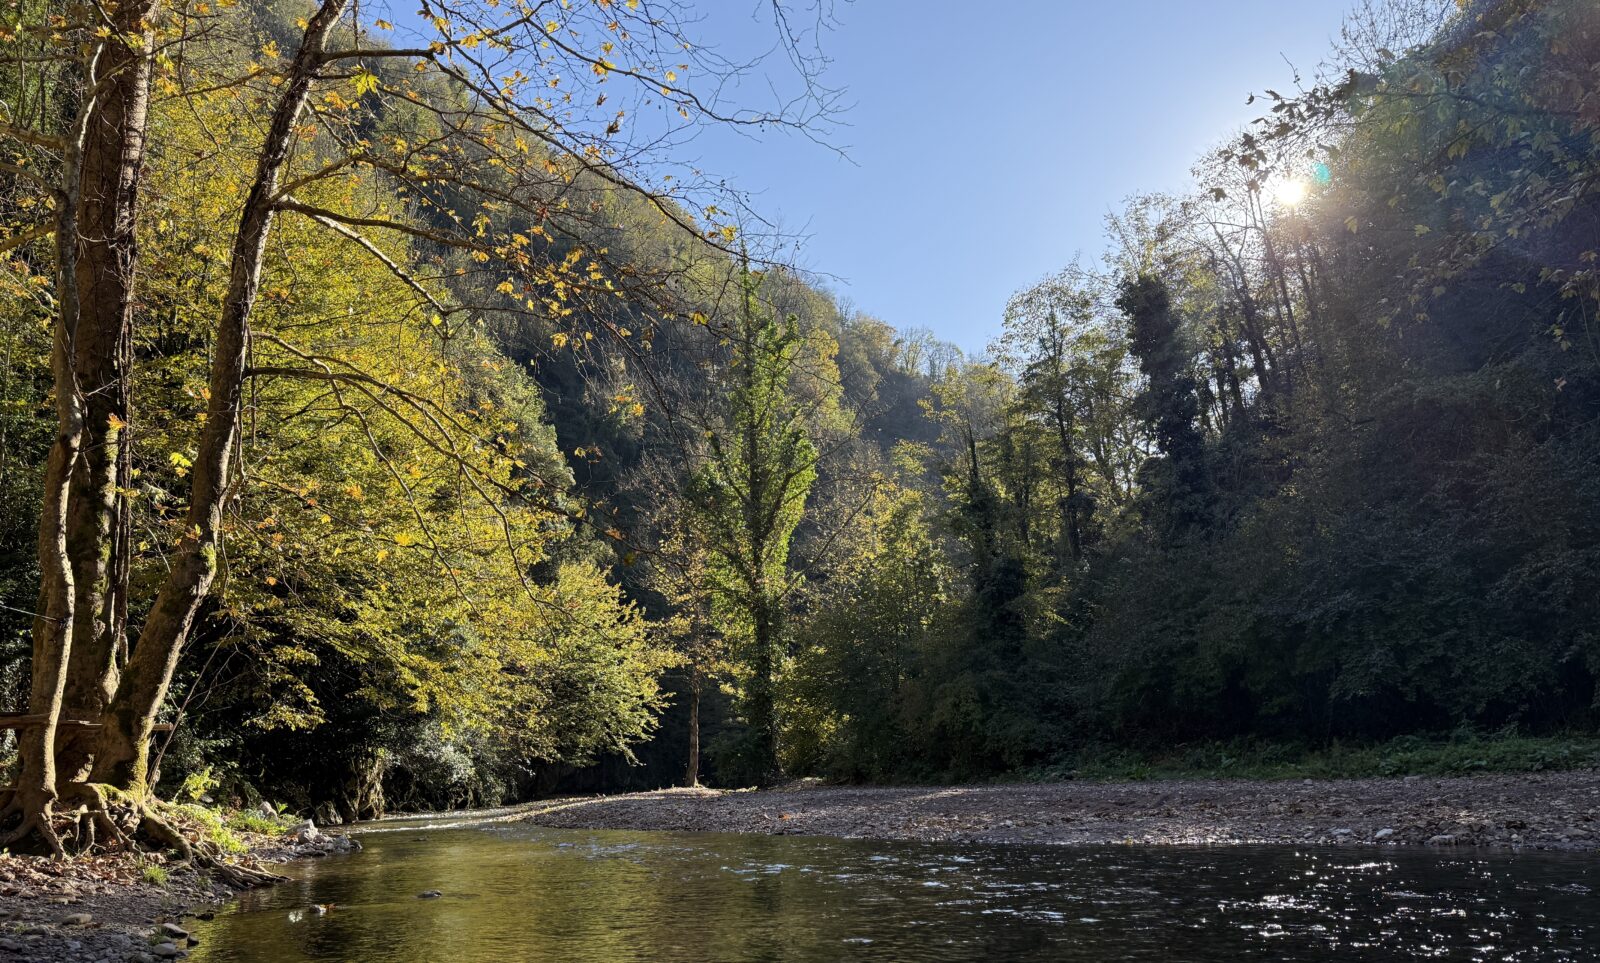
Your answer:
1265,174 -> 1311,209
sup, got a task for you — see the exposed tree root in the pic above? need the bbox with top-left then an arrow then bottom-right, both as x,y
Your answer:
62,782 -> 130,853
0,797 -> 68,858
0,786 -> 286,887
202,858 -> 288,889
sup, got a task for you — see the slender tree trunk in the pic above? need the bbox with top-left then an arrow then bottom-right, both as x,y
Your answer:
1216,309 -> 1248,419
5,56 -> 97,853
748,602 -> 778,784
91,0 -> 348,793
1206,232 -> 1278,392
683,669 -> 701,788
1052,404 -> 1081,563
58,0 -> 157,782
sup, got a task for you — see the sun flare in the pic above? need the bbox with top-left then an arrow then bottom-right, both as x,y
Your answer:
1266,174 -> 1311,208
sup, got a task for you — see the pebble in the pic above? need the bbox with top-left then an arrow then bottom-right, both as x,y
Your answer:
152,941 -> 184,958
1426,834 -> 1458,846
417,890 -> 443,899
60,912 -> 92,926
1374,828 -> 1396,840
0,938 -> 21,953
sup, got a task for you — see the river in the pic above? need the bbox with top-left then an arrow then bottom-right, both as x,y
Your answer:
187,812 -> 1596,961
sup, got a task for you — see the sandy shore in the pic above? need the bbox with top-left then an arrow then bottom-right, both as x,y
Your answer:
518,770 -> 1600,851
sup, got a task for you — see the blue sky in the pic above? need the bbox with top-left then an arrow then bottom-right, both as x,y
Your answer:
379,1 -> 1357,352
683,1 -> 1358,352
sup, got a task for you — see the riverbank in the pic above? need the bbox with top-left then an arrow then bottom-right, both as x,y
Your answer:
0,824 -> 355,962
519,770 -> 1600,851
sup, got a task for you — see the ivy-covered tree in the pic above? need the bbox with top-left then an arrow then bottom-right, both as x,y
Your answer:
684,270 -> 820,784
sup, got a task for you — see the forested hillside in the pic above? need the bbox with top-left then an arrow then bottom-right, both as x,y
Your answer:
773,0 -> 1600,781
2,0 -> 1598,848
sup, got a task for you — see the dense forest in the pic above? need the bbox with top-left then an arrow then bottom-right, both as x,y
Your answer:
1,0 -> 1597,851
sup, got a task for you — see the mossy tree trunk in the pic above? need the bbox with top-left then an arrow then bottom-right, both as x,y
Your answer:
57,0 -> 157,784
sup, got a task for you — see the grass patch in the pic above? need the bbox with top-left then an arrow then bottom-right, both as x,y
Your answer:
139,863 -> 169,887
171,803 -> 248,854
164,803 -> 292,853
1024,731 -> 1600,783
224,809 -> 290,837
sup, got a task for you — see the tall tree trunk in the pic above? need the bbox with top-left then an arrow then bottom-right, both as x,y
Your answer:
91,0 -> 348,794
748,602 -> 778,784
683,669 -> 701,788
1052,404 -> 1081,563
1216,308 -> 1248,419
58,0 -> 157,783
4,52 -> 98,853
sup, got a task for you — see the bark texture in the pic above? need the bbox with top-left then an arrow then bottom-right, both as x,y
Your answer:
92,0 -> 349,794
57,0 -> 157,783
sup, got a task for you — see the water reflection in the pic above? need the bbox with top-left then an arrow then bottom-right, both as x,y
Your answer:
189,816 -> 1596,962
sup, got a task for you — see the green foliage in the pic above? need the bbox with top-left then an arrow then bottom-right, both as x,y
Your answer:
3,0 -> 1595,808
682,269 -> 823,782
177,768 -> 220,804
783,485 -> 947,780
171,805 -> 249,855
762,0 -> 1600,785
224,810 -> 291,837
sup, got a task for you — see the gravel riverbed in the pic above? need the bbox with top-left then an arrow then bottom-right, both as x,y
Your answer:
518,770 -> 1600,851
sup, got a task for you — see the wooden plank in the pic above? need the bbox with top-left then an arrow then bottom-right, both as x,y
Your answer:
1,715 -> 172,732
1,716 -> 113,730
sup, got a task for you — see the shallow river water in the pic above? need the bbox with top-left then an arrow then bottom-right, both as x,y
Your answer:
188,813 -> 1597,962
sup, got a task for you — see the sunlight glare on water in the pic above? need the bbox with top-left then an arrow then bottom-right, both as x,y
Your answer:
187,816 -> 1596,962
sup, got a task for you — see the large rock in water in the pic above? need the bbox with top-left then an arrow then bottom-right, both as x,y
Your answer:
292,820 -> 321,843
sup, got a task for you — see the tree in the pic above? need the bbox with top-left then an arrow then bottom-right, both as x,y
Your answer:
683,269 -> 819,784
1,0 -> 832,853
1118,274 -> 1209,535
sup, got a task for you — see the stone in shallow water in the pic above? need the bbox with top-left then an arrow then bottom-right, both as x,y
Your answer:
417,890 -> 443,899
